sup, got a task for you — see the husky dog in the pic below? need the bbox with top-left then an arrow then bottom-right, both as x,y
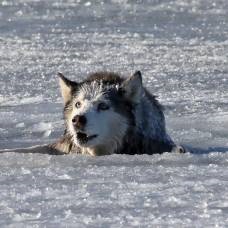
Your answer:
1,71 -> 184,155
48,71 -> 184,155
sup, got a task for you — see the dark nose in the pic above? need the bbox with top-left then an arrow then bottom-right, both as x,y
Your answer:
72,115 -> 87,129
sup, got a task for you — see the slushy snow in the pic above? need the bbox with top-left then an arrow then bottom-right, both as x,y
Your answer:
0,0 -> 228,226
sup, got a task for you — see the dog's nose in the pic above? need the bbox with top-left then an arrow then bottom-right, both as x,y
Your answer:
72,115 -> 87,129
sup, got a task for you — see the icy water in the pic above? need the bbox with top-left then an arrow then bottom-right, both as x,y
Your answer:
0,0 -> 228,227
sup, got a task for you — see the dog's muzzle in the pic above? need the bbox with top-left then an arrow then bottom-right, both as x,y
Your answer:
72,115 -> 87,130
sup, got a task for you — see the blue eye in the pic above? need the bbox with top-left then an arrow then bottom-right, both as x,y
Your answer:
97,102 -> 109,111
75,101 -> 81,108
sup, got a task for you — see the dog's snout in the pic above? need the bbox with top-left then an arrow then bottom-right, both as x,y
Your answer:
72,115 -> 87,128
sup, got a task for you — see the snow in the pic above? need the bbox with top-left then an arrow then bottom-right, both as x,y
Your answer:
0,153 -> 228,226
0,0 -> 228,226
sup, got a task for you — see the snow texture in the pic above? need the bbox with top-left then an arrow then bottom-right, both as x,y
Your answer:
0,0 -> 228,226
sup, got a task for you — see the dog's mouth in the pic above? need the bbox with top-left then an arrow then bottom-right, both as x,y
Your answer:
76,132 -> 98,144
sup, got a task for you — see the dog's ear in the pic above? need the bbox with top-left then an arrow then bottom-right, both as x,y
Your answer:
58,72 -> 78,104
120,71 -> 143,104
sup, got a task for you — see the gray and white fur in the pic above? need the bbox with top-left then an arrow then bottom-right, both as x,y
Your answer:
1,71 -> 185,155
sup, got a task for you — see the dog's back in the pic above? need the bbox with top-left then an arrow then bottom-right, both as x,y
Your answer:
116,82 -> 175,155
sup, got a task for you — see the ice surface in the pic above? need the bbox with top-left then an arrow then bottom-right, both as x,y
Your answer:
0,0 -> 228,226
0,152 -> 228,227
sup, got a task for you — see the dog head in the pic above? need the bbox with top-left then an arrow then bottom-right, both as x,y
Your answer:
58,71 -> 143,155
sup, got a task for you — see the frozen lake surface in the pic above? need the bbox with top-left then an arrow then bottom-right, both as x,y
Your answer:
0,0 -> 228,226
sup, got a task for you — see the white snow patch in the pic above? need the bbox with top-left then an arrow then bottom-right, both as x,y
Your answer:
31,122 -> 52,133
16,122 -> 25,128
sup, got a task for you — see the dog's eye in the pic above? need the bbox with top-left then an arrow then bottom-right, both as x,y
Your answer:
97,102 -> 109,111
75,101 -> 81,108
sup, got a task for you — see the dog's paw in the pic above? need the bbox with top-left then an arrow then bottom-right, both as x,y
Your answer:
172,145 -> 186,153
